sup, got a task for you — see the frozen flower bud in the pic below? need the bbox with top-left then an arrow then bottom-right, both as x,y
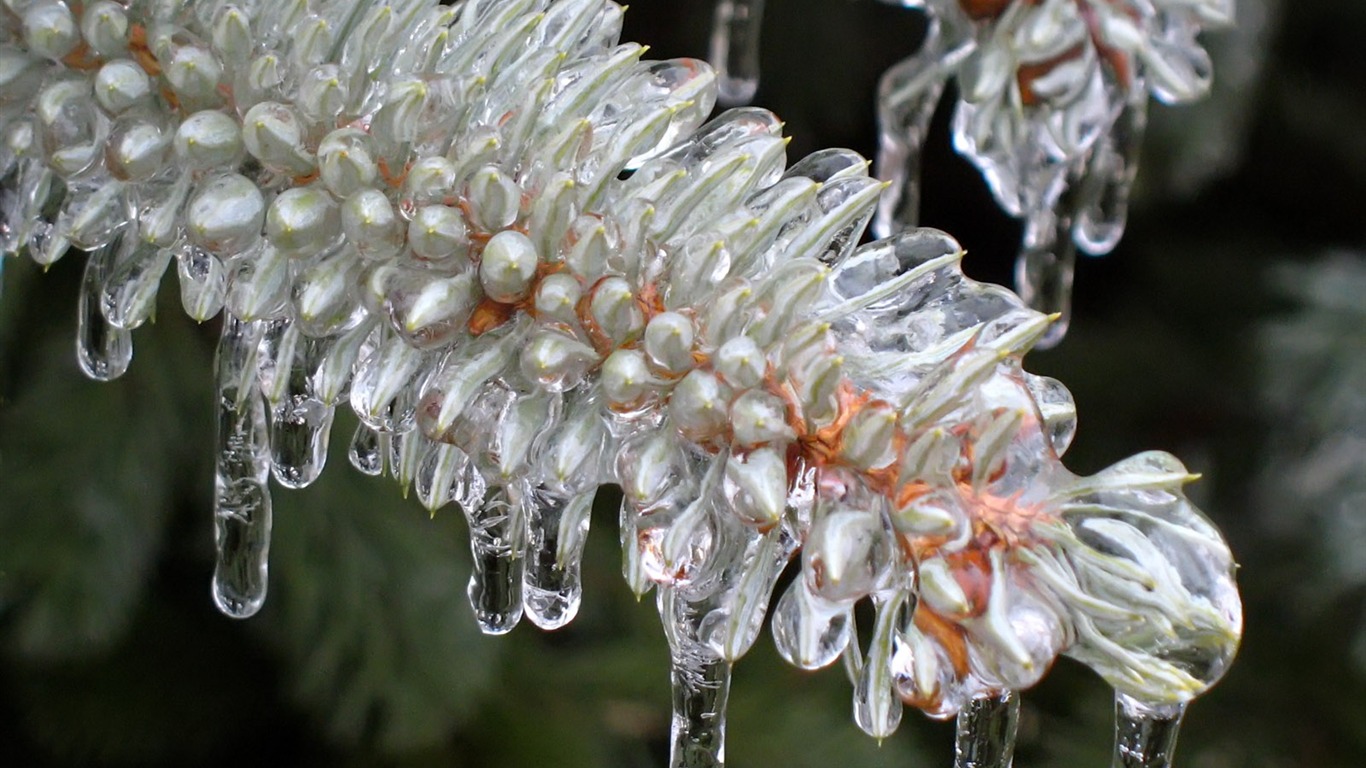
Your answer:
533,272 -> 582,324
211,5 -> 252,63
601,348 -> 655,409
317,128 -> 377,198
298,64 -> 348,125
36,79 -> 102,177
803,509 -> 889,604
240,53 -> 285,104
795,352 -> 843,426
107,118 -> 171,181
186,173 -> 265,254
730,390 -> 794,447
723,447 -> 787,528
520,329 -> 599,393
392,271 -> 479,346
464,165 -> 522,232
644,311 -> 695,375
341,188 -> 403,259
401,155 -> 457,211
242,101 -> 315,175
715,335 -> 766,389
164,42 -> 225,109
588,276 -> 644,345
291,15 -> 332,72
841,401 -> 899,470
174,110 -> 243,170
917,557 -> 975,619
562,214 -> 614,279
668,369 -> 731,440
23,2 -> 79,61
621,432 -> 681,506
266,187 -> 339,253
891,487 -> 962,538
528,173 -> 577,256
407,205 -> 468,262
81,1 -> 128,58
371,78 -> 428,152
93,60 -> 152,114
479,229 -> 538,303
702,281 -> 754,346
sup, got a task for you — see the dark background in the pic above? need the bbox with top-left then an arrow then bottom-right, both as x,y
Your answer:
2,0 -> 1364,765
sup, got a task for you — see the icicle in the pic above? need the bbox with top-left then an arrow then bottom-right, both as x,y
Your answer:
211,316 -> 273,619
669,641 -> 732,768
1014,204 -> 1076,350
348,421 -> 386,476
1112,694 -> 1187,768
873,8 -> 975,238
853,592 -> 905,740
955,691 -> 1021,768
465,484 -> 525,635
1075,96 -> 1149,256
267,340 -> 336,489
76,237 -> 134,381
709,0 -> 765,107
523,489 -> 594,630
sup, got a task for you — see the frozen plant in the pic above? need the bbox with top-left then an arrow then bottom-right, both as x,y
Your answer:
0,1 -> 1242,766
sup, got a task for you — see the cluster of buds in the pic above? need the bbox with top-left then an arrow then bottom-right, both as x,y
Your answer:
874,0 -> 1234,346
0,0 -> 1241,765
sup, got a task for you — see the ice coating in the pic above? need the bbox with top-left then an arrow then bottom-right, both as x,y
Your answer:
0,1 -> 1240,765
873,0 -> 1233,346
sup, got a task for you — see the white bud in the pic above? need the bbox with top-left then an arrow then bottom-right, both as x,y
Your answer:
480,229 -> 538,303
298,64 -> 348,124
644,311 -> 695,375
601,348 -> 654,409
266,187 -> 339,253
465,165 -> 522,232
407,205 -> 468,262
520,329 -> 599,393
93,60 -> 151,114
804,509 -> 888,604
81,1 -> 128,58
242,101 -> 315,175
795,352 -> 843,426
533,272 -> 582,324
715,335 -> 766,389
185,173 -> 265,254
211,5 -> 252,63
341,188 -> 403,259
918,558 -> 973,619
400,155 -> 457,210
561,214 -> 614,279
291,15 -> 332,72
668,369 -> 730,440
23,2 -> 79,61
723,447 -> 788,528
317,128 -> 377,199
841,401 -> 899,470
165,43 -> 224,108
174,110 -> 243,170
730,390 -> 795,448
588,276 -> 643,345
891,487 -> 962,538
107,119 -> 170,181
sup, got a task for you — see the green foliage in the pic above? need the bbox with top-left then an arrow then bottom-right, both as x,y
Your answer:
264,427 -> 503,755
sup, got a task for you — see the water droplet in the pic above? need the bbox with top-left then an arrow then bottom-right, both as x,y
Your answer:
523,490 -> 594,630
348,422 -> 386,476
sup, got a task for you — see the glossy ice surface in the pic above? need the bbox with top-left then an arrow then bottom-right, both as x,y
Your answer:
0,1 -> 1241,766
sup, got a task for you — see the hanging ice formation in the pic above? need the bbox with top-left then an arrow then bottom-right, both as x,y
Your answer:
873,0 -> 1234,346
0,0 -> 1241,766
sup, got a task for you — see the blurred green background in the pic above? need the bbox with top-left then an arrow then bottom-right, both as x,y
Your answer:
2,0 -> 1365,765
